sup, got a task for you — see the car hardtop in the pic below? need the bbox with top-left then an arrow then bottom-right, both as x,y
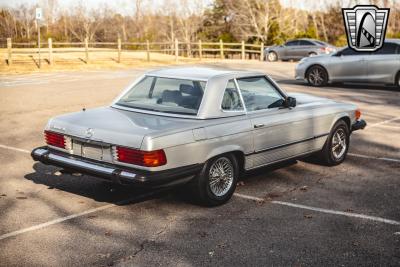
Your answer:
112,67 -> 287,120
146,67 -> 265,81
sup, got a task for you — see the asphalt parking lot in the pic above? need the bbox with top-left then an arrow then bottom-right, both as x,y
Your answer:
0,61 -> 399,266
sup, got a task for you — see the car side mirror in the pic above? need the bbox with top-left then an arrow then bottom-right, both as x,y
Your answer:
284,96 -> 296,108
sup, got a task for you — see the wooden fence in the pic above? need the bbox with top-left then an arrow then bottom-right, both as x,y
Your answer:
4,38 -> 265,68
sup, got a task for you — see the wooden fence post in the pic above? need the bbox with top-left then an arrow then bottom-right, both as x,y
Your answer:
48,38 -> 53,65
198,40 -> 202,60
146,40 -> 150,62
117,37 -> 121,63
220,39 -> 224,59
7,38 -> 12,66
84,37 -> 89,63
175,39 -> 179,62
260,42 -> 264,61
241,40 -> 245,60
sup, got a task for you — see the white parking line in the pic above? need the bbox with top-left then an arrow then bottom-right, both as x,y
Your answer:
0,191 -> 158,241
0,203 -> 115,241
233,193 -> 400,226
271,200 -> 400,226
1,190 -> 398,241
0,144 -> 30,154
233,193 -> 264,202
348,153 -> 400,163
368,116 -> 400,129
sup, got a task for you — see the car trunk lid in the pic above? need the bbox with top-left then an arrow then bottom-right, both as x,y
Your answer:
47,107 -> 198,149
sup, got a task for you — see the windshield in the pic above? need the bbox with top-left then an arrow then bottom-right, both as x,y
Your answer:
116,76 -> 206,115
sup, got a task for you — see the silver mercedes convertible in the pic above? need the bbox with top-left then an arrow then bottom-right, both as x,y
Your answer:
32,67 -> 366,206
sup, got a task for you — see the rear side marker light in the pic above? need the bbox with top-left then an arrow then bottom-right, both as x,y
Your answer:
45,130 -> 66,149
355,109 -> 362,120
115,146 -> 167,167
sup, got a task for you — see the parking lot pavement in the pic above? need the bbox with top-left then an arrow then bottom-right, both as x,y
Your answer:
0,61 -> 399,266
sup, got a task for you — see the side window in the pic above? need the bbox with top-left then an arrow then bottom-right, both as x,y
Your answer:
375,43 -> 398,55
237,76 -> 284,111
299,40 -> 314,46
221,80 -> 243,111
341,48 -> 360,56
285,41 -> 298,46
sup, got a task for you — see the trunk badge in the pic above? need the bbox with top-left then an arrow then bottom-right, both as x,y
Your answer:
85,128 -> 94,138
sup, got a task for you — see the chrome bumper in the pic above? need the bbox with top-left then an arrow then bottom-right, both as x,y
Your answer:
31,146 -> 202,186
351,119 -> 367,132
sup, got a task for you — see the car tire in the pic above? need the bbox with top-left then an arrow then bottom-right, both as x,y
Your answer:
318,120 -> 350,166
267,51 -> 278,62
395,72 -> 400,89
189,154 -> 238,206
306,65 -> 328,87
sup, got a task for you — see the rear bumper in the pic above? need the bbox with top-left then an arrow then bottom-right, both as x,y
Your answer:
31,146 -> 202,187
351,119 -> 367,132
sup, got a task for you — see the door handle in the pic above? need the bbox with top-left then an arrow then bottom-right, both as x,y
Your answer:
254,124 -> 265,128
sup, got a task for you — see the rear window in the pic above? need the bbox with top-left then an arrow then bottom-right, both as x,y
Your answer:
116,76 -> 206,115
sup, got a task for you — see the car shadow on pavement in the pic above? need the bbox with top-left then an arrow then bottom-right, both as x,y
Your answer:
25,160 -> 300,207
24,162 -> 169,205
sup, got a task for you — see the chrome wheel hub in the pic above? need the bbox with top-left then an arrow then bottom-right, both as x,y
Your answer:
268,52 -> 276,61
309,68 -> 324,86
208,157 -> 234,197
332,129 -> 347,159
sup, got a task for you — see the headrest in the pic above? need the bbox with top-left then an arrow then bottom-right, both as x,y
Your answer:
161,90 -> 182,103
179,84 -> 202,96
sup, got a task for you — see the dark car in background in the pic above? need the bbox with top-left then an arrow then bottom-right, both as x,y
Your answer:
295,39 -> 400,88
265,38 -> 336,62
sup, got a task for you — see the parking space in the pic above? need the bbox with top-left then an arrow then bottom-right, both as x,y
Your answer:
0,61 -> 399,266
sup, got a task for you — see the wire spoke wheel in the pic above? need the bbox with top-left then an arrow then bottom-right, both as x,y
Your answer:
208,157 -> 234,197
331,128 -> 347,159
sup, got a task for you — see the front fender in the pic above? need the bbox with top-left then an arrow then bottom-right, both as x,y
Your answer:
330,110 -> 355,131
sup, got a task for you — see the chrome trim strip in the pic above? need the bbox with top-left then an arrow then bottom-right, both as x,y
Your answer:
245,133 -> 330,156
245,149 -> 318,171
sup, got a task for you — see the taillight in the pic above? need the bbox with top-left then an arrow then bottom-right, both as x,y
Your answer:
355,108 -> 361,120
45,130 -> 65,148
115,146 -> 167,167
321,47 -> 333,54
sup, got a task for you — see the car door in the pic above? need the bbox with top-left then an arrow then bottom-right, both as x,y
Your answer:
282,40 -> 299,59
328,48 -> 369,82
236,76 -> 319,169
296,40 -> 316,58
366,43 -> 400,83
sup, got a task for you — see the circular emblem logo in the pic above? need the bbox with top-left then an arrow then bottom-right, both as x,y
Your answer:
85,128 -> 94,138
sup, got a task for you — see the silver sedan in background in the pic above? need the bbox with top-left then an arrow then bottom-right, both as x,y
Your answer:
295,39 -> 400,88
265,38 -> 336,62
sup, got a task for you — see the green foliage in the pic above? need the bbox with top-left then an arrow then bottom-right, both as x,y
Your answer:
197,0 -> 237,42
334,35 -> 348,47
266,20 -> 281,45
